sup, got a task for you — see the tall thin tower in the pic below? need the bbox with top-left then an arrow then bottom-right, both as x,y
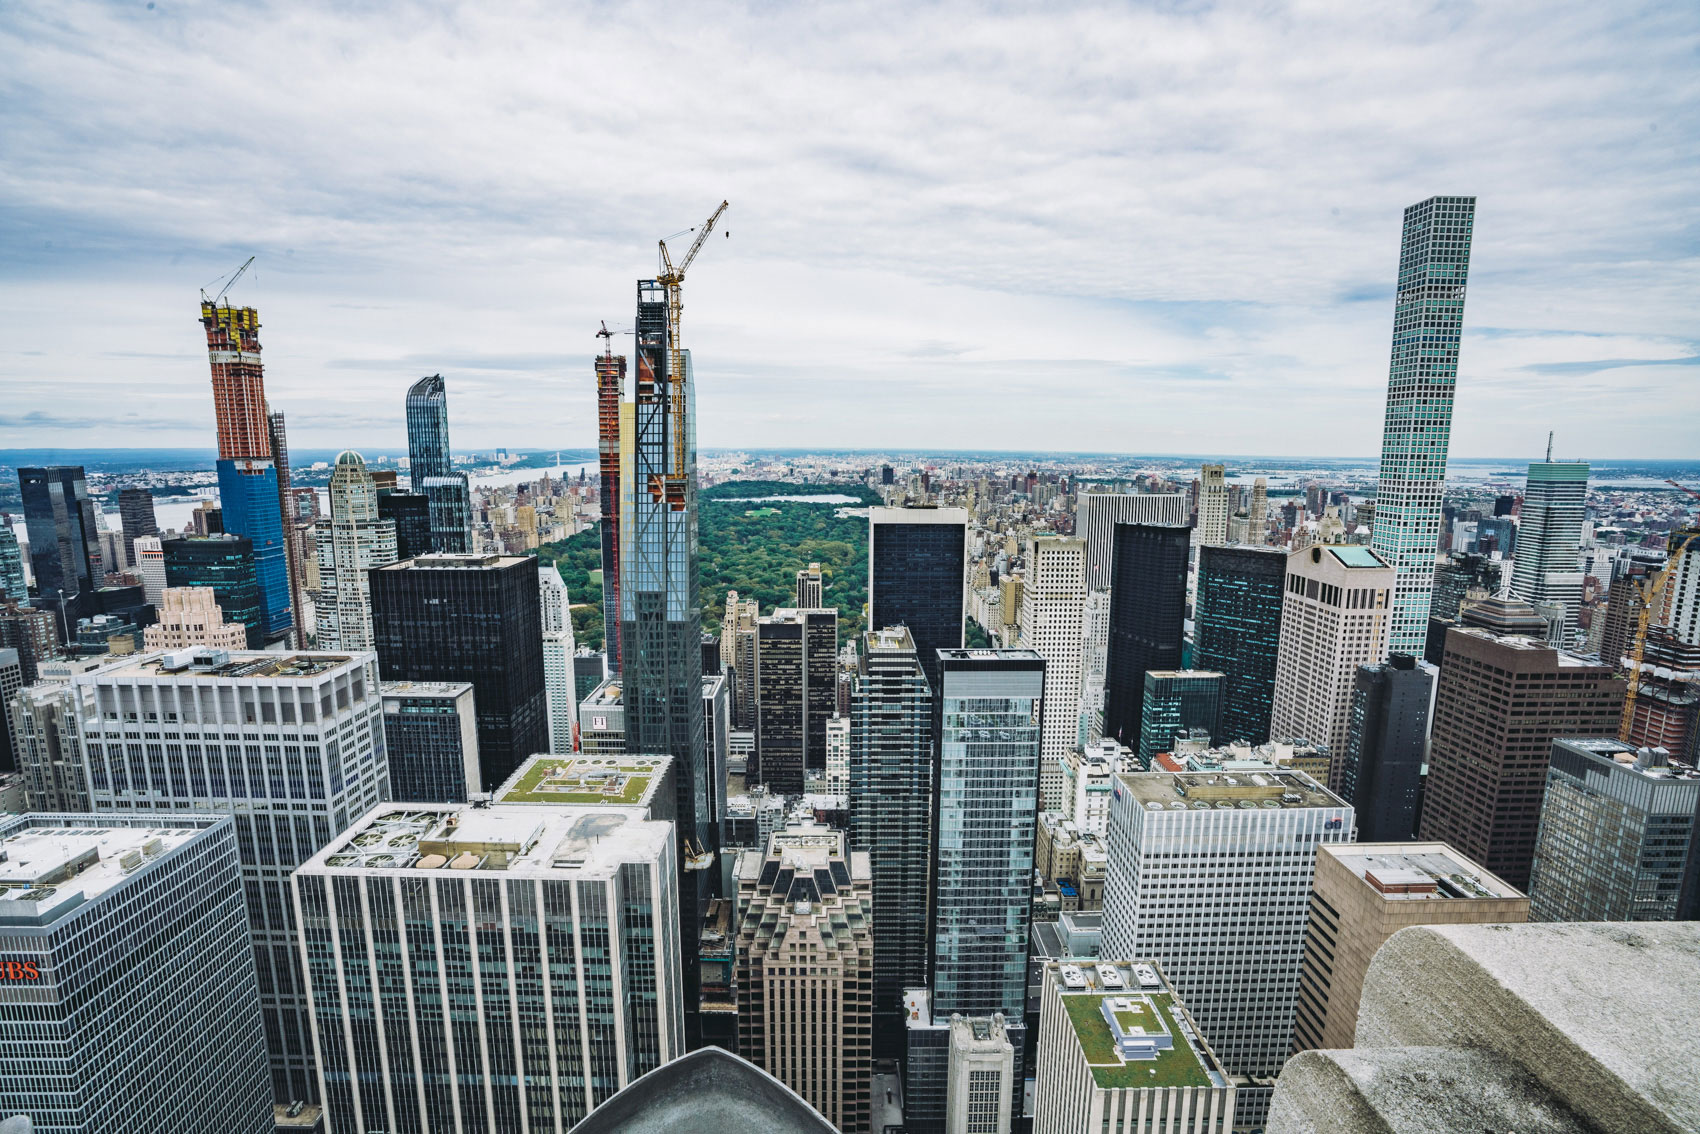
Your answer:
405,374 -> 473,553
200,295 -> 293,642
596,324 -> 626,671
1370,195 -> 1476,655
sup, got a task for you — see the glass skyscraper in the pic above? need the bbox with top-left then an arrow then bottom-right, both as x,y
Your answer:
405,374 -> 474,554
1370,195 -> 1475,655
380,680 -> 479,802
868,506 -> 968,696
1193,544 -> 1286,745
162,533 -> 263,649
1136,669 -> 1224,767
1508,460 -> 1591,644
18,465 -> 102,623
0,812 -> 272,1134
621,278 -> 716,1044
1102,523 -> 1190,746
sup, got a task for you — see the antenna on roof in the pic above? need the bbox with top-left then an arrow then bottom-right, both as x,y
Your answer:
1546,431 -> 1554,463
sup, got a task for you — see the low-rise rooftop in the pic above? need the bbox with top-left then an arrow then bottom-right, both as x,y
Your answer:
1323,842 -> 1523,901
495,754 -> 671,808
1046,960 -> 1226,1091
0,822 -> 201,925
1117,768 -> 1344,810
381,680 -> 473,699
95,649 -> 356,680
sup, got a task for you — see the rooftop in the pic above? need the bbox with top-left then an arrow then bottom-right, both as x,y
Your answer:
0,822 -> 201,925
92,649 -> 357,681
1326,546 -> 1390,569
1117,768 -> 1346,811
307,802 -> 667,879
1556,737 -> 1700,782
378,553 -> 532,570
382,680 -> 474,699
582,679 -> 623,708
1324,843 -> 1524,901
495,754 -> 671,808
1047,961 -> 1224,1091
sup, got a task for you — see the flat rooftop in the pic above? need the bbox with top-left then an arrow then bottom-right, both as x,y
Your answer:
1326,546 -> 1390,569
378,554 -> 531,571
95,650 -> 356,680
495,754 -> 671,808
582,680 -> 623,708
0,823 -> 200,924
1118,768 -> 1345,810
1324,843 -> 1524,901
1558,737 -> 1700,782
310,803 -> 668,878
382,680 -> 474,698
1047,961 -> 1223,1091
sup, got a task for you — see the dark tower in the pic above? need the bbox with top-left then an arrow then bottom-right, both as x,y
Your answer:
1193,544 -> 1286,745
868,507 -> 967,696
1102,523 -> 1190,745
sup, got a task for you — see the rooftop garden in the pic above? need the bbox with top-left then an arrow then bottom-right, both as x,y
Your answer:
1060,992 -> 1213,1090
498,760 -> 652,806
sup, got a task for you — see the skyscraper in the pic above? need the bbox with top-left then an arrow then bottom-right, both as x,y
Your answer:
142,586 -> 250,651
753,607 -> 837,795
1270,544 -> 1395,791
369,554 -> 549,790
796,561 -> 824,608
849,627 -> 934,1060
1193,544 -> 1285,745
379,679 -> 479,802
376,490 -> 432,560
116,486 -> 157,567
597,344 -> 626,672
1136,670 -> 1224,766
1102,769 -> 1352,1092
1527,738 -> 1700,922
162,533 -> 263,649
295,801 -> 683,1132
18,465 -> 102,627
0,813 -> 272,1134
1420,627 -> 1625,889
1339,654 -> 1435,841
266,410 -> 309,648
1102,524 -> 1190,746
868,506 -> 968,695
1196,463 -> 1229,548
1075,493 -> 1190,592
1508,460 -> 1590,644
200,301 -> 293,643
540,563 -> 578,754
1021,536 -> 1087,810
72,647 -> 388,1103
0,523 -> 25,602
1668,531 -> 1700,648
405,374 -> 473,554
131,534 -> 166,605
622,273 -> 716,1045
1369,195 -> 1476,655
313,450 -> 398,650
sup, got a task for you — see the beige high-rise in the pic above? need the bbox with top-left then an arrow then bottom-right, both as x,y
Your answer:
1021,536 -> 1086,811
1293,843 -> 1527,1052
1197,464 -> 1229,548
142,587 -> 248,651
1270,545 -> 1394,791
314,450 -> 398,650
735,822 -> 874,1133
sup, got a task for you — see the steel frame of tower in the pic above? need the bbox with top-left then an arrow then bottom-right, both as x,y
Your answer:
598,351 -> 626,671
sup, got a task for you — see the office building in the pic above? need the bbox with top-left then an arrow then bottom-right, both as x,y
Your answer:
116,486 -> 158,567
130,534 -> 166,606
733,823 -> 873,1133
1193,544 -> 1285,745
1509,461 -> 1590,644
1599,576 -> 1647,666
1250,478 -> 1268,542
540,563 -> 579,754
162,534 -> 263,649
573,651 -> 607,704
294,801 -> 682,1132
945,1013 -> 1014,1134
796,561 -> 823,608
1077,589 -> 1111,746
375,490 -> 431,561
868,506 -> 968,694
142,586 -> 249,651
1196,463 -> 1229,548
578,678 -> 625,755
9,683 -> 90,812
1076,494 -> 1189,592
1528,738 -> 1700,922
72,647 -> 387,1102
824,712 -> 848,794
1101,769 -> 1351,1091
380,680 -> 478,803
848,627 -> 933,1061
19,466 -> 102,628
492,754 -> 675,823
722,591 -> 760,729
370,554 -> 548,790
1136,671 -> 1223,767
1033,960 -> 1235,1134
0,525 -> 24,603
1458,593 -> 1552,638
313,450 -> 398,651
907,649 -> 1043,1131
1668,531 -> 1700,648
754,607 -> 837,796
0,813 -> 271,1133
703,673 -> 730,825
405,374 -> 473,553
0,650 -> 18,774
1369,196 -> 1476,656
1270,544 -> 1394,791
266,410 -> 311,648
596,343 -> 625,671
200,301 -> 293,644
1020,536 -> 1087,810
622,274 -> 718,1044
0,603 -> 57,685
1102,524 -> 1190,746
1420,628 -> 1625,890
1339,654 -> 1435,841
1293,843 -> 1527,1053
1432,551 -> 1502,621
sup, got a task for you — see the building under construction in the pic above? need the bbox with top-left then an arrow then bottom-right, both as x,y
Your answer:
597,331 -> 625,672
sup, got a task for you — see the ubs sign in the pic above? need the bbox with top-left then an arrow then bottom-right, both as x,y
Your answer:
0,961 -> 41,981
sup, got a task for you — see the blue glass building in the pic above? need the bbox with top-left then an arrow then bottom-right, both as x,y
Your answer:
217,458 -> 293,642
405,375 -> 473,553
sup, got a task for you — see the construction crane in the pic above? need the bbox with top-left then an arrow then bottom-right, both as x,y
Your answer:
201,255 -> 255,306
655,201 -> 729,492
596,320 -> 614,359
1619,479 -> 1700,742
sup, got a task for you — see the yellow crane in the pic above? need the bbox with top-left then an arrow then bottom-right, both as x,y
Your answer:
1619,480 -> 1700,742
656,201 -> 729,486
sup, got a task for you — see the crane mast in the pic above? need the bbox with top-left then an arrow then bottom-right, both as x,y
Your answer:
655,202 -> 728,485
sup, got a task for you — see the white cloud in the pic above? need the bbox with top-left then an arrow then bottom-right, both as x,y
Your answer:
0,0 -> 1695,457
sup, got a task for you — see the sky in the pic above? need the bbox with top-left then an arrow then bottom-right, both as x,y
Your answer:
2,1 -> 1697,460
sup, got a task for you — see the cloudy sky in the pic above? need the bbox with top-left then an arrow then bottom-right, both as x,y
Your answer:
2,1 -> 1696,460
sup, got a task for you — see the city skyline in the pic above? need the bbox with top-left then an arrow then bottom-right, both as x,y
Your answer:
3,4 -> 1697,457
